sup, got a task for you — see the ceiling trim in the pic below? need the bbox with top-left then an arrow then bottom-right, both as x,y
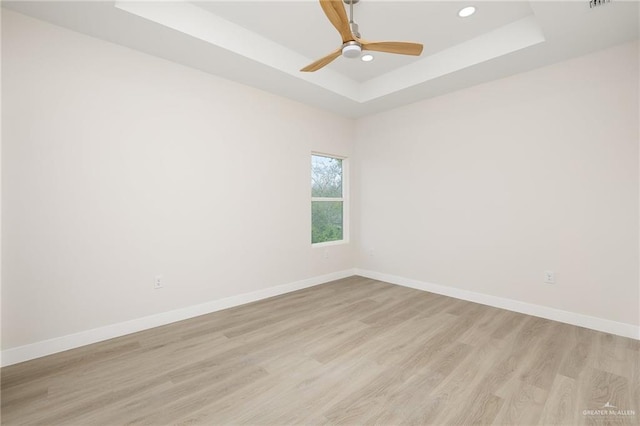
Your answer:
115,0 -> 545,105
115,0 -> 360,100
361,15 -> 545,101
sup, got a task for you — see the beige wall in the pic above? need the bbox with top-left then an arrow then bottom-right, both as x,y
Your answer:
355,41 -> 639,327
1,10 -> 355,350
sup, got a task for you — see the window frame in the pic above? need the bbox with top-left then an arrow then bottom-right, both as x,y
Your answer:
311,152 -> 349,247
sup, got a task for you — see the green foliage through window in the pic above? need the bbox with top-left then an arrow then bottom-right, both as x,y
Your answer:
312,201 -> 343,244
312,155 -> 344,244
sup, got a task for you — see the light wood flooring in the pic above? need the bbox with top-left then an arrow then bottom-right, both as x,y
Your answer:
2,276 -> 639,425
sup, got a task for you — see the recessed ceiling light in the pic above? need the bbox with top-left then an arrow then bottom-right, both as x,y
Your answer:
458,6 -> 476,18
361,54 -> 374,62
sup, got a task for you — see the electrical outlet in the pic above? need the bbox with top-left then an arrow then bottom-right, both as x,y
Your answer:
544,270 -> 555,284
154,275 -> 163,289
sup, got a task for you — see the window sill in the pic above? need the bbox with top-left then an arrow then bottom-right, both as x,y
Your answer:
312,239 -> 349,248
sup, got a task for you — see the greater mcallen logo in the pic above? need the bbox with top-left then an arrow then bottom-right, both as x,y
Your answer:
582,401 -> 636,417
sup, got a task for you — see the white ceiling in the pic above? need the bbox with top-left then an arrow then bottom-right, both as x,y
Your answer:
3,1 -> 639,117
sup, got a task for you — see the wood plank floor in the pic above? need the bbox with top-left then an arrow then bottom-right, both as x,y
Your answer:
2,276 -> 638,425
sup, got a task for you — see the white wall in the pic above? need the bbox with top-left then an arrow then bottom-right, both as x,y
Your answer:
355,41 -> 639,328
1,10 -> 355,351
2,9 -> 638,362
0,6 -> 4,364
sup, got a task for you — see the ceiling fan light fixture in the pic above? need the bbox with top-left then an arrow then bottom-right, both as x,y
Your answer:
300,0 -> 424,72
458,6 -> 476,18
342,42 -> 362,59
361,54 -> 374,62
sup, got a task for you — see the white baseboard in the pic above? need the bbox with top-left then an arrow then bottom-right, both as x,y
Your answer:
4,267 -> 636,367
355,269 -> 640,340
0,269 -> 357,367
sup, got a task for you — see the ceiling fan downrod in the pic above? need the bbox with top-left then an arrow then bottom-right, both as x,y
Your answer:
345,0 -> 361,38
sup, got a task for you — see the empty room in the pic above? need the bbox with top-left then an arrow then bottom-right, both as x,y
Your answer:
1,0 -> 638,425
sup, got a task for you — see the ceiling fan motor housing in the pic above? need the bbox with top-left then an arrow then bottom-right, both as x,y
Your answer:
342,41 -> 362,58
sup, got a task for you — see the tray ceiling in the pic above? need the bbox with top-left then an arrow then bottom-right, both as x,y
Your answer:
3,1 -> 639,117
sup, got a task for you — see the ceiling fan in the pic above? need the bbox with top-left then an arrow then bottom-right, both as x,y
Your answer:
301,0 -> 424,72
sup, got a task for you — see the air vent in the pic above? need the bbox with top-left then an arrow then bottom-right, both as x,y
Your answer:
589,0 -> 611,8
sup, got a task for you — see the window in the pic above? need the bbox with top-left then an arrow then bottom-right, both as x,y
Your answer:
311,153 -> 347,245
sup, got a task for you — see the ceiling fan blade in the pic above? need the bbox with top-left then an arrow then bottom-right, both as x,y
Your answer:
360,40 -> 424,56
319,0 -> 354,43
301,48 -> 343,72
